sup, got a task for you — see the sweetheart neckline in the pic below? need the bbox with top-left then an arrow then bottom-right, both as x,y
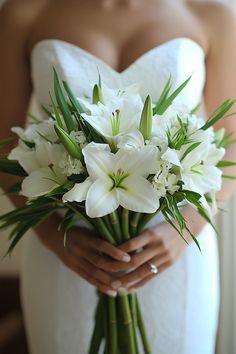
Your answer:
31,37 -> 206,75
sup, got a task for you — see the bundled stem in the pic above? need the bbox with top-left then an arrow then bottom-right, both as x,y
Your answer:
118,295 -> 136,354
136,295 -> 152,354
108,297 -> 118,354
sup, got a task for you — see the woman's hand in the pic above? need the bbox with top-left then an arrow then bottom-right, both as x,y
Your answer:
106,222 -> 189,293
37,224 -> 131,297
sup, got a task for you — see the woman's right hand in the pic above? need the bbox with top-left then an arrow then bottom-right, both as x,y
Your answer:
37,224 -> 131,297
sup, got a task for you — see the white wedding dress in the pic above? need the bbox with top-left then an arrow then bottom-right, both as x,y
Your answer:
20,38 -> 220,354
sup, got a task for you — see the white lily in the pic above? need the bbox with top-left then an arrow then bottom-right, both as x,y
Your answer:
117,130 -> 145,149
80,95 -> 143,146
63,142 -> 160,217
162,143 -> 225,195
10,141 -> 69,198
11,118 -> 58,144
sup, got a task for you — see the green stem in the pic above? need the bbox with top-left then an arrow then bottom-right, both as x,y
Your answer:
122,208 -> 130,241
118,295 -> 136,354
136,295 -> 152,354
137,206 -> 163,234
129,293 -> 140,354
103,215 -> 114,235
130,213 -> 141,237
109,211 -> 122,244
89,294 -> 105,354
95,218 -> 117,245
108,297 -> 118,354
103,297 -> 110,354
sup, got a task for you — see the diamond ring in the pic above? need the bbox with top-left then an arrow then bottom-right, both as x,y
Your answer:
148,262 -> 158,275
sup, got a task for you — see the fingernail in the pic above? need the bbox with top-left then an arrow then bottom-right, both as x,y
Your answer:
111,280 -> 122,290
107,290 -> 117,298
122,255 -> 131,262
118,287 -> 128,296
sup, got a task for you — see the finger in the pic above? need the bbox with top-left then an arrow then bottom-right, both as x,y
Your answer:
118,254 -> 170,288
91,239 -> 131,262
118,229 -> 157,253
74,265 -> 117,297
107,244 -> 164,275
128,261 -> 172,292
79,257 -> 115,287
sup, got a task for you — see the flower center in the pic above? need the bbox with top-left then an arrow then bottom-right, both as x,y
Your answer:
111,109 -> 121,136
109,168 -> 129,189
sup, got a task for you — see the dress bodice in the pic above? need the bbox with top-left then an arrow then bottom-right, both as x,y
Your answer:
30,37 -> 206,115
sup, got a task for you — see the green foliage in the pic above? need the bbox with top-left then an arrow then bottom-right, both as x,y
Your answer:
0,158 -> 27,176
54,124 -> 82,160
153,75 -> 192,115
201,99 -> 236,131
53,68 -> 76,133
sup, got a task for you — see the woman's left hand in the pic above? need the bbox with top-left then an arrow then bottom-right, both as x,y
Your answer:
109,222 -> 190,293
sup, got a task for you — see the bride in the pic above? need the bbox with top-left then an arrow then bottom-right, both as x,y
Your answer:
1,0 -> 236,353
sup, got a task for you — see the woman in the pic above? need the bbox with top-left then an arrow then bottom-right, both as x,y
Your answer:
1,0 -> 236,353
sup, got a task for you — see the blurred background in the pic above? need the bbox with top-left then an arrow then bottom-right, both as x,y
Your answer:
0,0 -> 236,353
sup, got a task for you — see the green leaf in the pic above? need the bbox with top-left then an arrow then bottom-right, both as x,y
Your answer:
154,76 -> 192,115
222,174 -> 236,180
0,158 -> 27,176
50,93 -> 63,128
63,81 -> 84,114
41,105 -> 56,119
190,102 -> 202,115
180,142 -> 201,162
54,124 -> 82,160
6,182 -> 22,194
153,75 -> 172,115
0,137 -> 16,147
217,160 -> 236,168
3,209 -> 57,257
201,99 -> 236,131
183,190 -> 218,235
53,68 -> 75,133
162,209 -> 189,244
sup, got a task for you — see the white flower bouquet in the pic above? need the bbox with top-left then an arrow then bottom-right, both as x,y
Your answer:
0,69 -> 235,354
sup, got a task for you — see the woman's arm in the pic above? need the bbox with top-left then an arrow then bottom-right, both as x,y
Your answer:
0,1 -> 33,207
0,1 -> 130,296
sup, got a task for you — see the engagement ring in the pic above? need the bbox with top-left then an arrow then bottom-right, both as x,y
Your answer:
148,262 -> 158,275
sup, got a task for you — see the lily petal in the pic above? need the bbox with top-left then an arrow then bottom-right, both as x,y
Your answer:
115,146 -> 159,176
83,142 -> 114,179
86,179 -> 119,218
62,177 -> 93,203
118,175 -> 160,213
21,167 -> 65,198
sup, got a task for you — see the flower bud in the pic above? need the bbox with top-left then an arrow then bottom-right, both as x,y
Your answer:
54,125 -> 82,160
92,83 -> 104,104
139,95 -> 152,141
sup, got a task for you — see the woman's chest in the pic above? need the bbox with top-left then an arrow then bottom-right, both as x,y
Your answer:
29,1 -> 206,73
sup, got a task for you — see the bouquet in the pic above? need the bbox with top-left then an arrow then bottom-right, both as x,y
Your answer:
0,68 -> 235,354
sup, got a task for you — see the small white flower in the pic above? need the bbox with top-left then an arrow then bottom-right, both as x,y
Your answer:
59,153 -> 84,176
152,161 -> 180,198
69,131 -> 87,148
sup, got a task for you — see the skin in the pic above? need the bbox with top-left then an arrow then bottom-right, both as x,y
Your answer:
1,0 -> 236,297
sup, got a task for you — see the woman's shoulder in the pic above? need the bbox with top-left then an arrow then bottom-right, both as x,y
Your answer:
188,1 -> 236,49
0,0 -> 47,34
